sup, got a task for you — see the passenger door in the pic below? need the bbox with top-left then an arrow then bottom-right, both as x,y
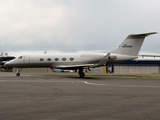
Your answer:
24,55 -> 30,66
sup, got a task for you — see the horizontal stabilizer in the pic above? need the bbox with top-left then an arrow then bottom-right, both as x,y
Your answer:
129,32 -> 157,37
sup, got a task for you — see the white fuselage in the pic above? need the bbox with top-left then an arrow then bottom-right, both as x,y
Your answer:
5,53 -> 137,69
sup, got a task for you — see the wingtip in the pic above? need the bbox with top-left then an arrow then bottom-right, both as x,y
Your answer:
150,32 -> 157,34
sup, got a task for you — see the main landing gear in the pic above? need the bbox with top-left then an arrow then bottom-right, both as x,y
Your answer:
78,68 -> 85,78
16,68 -> 22,77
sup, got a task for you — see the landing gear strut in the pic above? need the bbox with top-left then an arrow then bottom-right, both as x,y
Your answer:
78,68 -> 85,78
16,68 -> 22,77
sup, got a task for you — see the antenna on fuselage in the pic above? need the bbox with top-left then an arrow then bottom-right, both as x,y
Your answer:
44,51 -> 47,54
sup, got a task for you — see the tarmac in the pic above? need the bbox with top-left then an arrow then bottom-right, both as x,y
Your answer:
1,72 -> 160,120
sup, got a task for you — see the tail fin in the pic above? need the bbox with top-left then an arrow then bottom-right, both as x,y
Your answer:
113,32 -> 157,56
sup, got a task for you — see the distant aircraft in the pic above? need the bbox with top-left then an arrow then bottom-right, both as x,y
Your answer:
4,32 -> 156,77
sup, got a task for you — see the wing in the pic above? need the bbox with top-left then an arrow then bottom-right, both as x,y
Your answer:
55,53 -> 111,69
55,64 -> 99,69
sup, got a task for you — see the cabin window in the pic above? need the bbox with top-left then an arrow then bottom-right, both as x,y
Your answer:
70,57 -> 74,61
40,58 -> 44,61
47,58 -> 51,61
62,58 -> 66,61
18,56 -> 22,59
55,58 -> 59,61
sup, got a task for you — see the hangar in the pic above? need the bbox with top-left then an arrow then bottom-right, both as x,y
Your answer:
113,55 -> 160,74
89,55 -> 160,74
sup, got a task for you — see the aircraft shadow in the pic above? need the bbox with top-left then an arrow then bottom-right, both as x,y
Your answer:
64,75 -> 106,80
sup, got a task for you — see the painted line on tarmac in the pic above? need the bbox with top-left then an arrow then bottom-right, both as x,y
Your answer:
1,79 -> 160,88
0,80 -> 85,83
84,81 -> 160,88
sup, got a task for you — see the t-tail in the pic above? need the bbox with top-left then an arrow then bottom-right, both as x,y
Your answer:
112,32 -> 157,56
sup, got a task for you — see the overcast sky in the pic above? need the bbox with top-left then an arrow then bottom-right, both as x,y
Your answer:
0,0 -> 160,55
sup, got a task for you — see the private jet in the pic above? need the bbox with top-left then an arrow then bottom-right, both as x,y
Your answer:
5,32 -> 157,77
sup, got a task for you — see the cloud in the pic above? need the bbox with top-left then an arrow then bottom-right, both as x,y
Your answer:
0,0 -> 72,44
0,0 -> 160,54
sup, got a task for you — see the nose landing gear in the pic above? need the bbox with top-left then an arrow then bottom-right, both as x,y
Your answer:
16,68 -> 22,77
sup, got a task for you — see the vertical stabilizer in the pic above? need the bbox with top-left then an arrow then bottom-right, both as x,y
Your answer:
113,32 -> 157,56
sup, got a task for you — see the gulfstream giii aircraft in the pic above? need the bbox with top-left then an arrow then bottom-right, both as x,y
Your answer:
5,32 -> 156,77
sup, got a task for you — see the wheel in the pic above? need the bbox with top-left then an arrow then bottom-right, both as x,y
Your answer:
79,72 -> 85,78
16,73 -> 20,77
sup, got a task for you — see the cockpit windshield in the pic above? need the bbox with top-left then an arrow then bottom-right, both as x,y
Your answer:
18,56 -> 22,59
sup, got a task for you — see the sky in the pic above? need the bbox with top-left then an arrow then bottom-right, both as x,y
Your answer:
0,0 -> 160,55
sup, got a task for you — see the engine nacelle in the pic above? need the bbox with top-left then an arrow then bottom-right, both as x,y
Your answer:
109,55 -> 117,59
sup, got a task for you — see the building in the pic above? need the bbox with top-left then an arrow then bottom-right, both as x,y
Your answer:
113,55 -> 160,74
88,55 -> 160,74
0,53 -> 15,72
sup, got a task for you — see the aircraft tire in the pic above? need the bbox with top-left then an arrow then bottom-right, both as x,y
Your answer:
16,73 -> 20,77
79,72 -> 85,78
